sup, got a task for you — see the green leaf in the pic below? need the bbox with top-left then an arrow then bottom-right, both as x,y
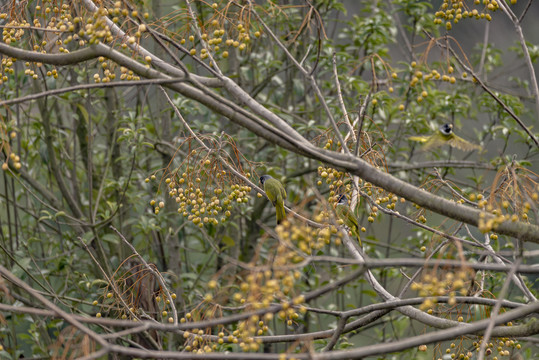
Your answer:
222,235 -> 235,247
101,233 -> 119,244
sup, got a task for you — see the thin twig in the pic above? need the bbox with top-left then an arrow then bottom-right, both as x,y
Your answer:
477,259 -> 521,360
424,31 -> 539,147
332,52 -> 355,142
159,86 -> 324,227
111,226 -> 178,325
78,237 -> 140,321
518,0 -> 534,23
0,265 -> 110,348
497,0 -> 539,122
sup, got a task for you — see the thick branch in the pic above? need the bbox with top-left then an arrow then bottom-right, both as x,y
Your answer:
2,42 -> 538,243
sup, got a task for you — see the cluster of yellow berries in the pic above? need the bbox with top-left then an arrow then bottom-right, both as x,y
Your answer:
178,3 -> 262,64
1,151 -> 22,171
374,194 -> 402,210
233,316 -> 267,352
411,202 -> 428,223
147,163 -> 251,226
92,277 -> 178,322
2,3 -> 75,81
180,307 -> 239,353
76,4 -> 148,47
155,293 -> 177,323
182,328 -> 218,354
436,335 -> 521,360
469,191 -> 536,233
472,336 -> 521,359
407,61 -> 466,105
281,217 -> 341,254
440,343 -> 474,360
0,1 -> 152,83
1,15 -> 31,45
317,165 -> 348,189
434,0 -> 508,30
1,132 -> 22,171
181,266 -> 306,352
314,220 -> 345,246
0,57 -> 16,85
317,165 -> 405,226
369,193 -> 405,222
411,270 -> 471,311
229,270 -> 306,351
233,241 -> 305,299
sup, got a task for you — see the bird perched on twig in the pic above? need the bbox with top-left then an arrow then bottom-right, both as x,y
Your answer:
336,194 -> 361,246
260,175 -> 287,224
409,123 -> 481,151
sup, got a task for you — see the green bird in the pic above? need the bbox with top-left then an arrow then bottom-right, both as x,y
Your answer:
336,195 -> 362,246
260,175 -> 287,224
409,123 -> 481,151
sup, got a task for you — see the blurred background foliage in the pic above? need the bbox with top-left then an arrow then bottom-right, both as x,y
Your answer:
0,0 -> 537,359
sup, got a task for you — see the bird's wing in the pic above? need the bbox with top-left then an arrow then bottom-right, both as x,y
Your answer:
335,206 -> 347,225
348,208 -> 359,229
264,182 -> 276,205
447,135 -> 481,151
409,134 -> 445,151
420,134 -> 446,151
408,135 -> 429,143
340,206 -> 358,229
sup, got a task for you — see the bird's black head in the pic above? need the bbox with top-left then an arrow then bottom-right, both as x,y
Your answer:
337,194 -> 347,204
439,123 -> 453,135
260,175 -> 273,185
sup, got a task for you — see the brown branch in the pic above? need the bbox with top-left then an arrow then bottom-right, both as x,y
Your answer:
0,265 -> 110,349
312,301 -> 539,360
0,78 -> 188,107
2,31 -> 538,242
477,259 -> 521,360
388,160 -> 495,171
40,97 -> 84,220
111,226 -> 178,325
497,0 -> 539,122
423,31 -> 539,147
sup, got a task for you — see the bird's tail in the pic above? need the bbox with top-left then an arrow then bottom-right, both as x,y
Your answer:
276,200 -> 286,224
351,229 -> 362,246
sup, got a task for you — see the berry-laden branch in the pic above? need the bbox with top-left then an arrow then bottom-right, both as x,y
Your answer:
1,39 -> 538,242
2,266 -> 536,360
422,31 -> 539,148
313,301 -> 539,360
